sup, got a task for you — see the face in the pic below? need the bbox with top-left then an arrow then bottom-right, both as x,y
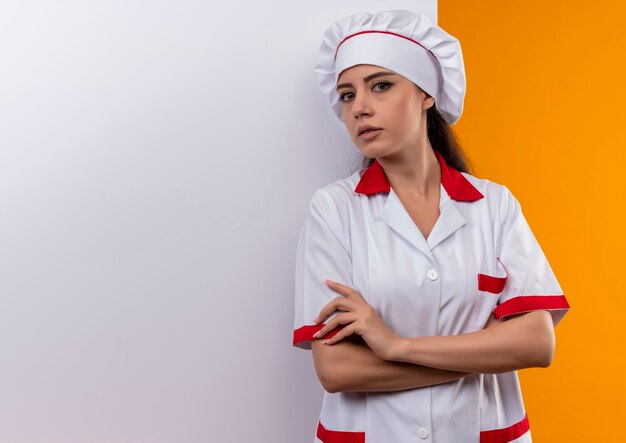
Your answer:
336,64 -> 435,159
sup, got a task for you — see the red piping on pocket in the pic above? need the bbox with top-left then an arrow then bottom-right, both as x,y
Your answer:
480,413 -> 530,443
317,419 -> 365,443
477,258 -> 508,294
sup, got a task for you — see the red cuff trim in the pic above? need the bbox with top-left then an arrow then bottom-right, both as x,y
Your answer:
292,324 -> 344,347
480,413 -> 530,443
317,419 -> 365,443
494,295 -> 570,320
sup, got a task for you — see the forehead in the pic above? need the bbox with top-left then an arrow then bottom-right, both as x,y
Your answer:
337,64 -> 397,82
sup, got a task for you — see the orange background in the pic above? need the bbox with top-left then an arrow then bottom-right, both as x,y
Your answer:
440,1 -> 626,441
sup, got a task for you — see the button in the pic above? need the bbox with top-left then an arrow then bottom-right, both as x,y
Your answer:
426,269 -> 439,281
417,427 -> 430,439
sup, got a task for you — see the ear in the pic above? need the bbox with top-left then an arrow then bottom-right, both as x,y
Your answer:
414,85 -> 435,110
422,94 -> 435,111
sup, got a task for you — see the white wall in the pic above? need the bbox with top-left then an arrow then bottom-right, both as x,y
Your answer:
0,1 -> 436,441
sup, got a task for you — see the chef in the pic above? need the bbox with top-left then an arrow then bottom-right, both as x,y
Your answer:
293,9 -> 569,443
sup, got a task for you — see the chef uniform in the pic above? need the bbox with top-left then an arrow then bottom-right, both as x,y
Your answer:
293,10 -> 570,443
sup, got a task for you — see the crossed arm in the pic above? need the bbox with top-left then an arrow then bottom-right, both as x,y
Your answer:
311,310 -> 555,393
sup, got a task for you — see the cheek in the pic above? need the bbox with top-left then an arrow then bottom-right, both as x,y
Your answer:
396,99 -> 421,127
397,94 -> 421,115
342,114 -> 355,135
341,107 -> 353,128
388,100 -> 415,125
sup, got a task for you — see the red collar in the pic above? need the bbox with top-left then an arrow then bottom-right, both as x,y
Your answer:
354,150 -> 484,201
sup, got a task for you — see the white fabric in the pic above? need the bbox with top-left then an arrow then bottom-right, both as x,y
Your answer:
293,163 -> 568,442
314,10 -> 466,124
334,31 -> 442,107
495,191 -> 568,325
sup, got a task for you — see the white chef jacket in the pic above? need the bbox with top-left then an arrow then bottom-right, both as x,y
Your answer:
292,150 -> 570,443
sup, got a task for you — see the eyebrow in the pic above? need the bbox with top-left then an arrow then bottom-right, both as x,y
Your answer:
336,71 -> 396,92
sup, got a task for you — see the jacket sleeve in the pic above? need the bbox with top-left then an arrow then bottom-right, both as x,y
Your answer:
293,188 -> 354,349
494,186 -> 570,326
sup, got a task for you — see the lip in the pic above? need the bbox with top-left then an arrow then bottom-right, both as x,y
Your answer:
357,125 -> 383,136
359,129 -> 383,141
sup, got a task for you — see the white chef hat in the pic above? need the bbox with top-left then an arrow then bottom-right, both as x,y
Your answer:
314,10 -> 466,125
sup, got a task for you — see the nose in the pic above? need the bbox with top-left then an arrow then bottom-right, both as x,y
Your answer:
352,89 -> 372,119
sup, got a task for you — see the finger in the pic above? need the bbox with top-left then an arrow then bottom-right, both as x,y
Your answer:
313,312 -> 357,339
325,280 -> 363,300
315,297 -> 358,324
324,324 -> 355,346
324,280 -> 355,297
315,297 -> 355,324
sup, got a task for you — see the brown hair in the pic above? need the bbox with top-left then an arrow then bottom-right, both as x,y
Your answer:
351,102 -> 476,175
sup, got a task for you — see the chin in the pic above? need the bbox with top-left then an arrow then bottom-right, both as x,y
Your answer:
357,146 -> 385,159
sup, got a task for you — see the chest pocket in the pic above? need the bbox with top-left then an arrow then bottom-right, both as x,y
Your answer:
473,258 -> 508,325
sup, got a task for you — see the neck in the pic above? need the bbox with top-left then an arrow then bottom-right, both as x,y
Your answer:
377,142 -> 440,199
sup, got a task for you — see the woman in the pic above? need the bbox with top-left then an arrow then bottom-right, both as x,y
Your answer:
292,10 -> 569,443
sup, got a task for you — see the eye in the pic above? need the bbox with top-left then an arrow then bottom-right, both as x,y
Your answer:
339,91 -> 354,103
339,81 -> 393,103
373,81 -> 392,91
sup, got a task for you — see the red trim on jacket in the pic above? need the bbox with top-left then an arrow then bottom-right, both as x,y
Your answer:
317,419 -> 365,443
478,259 -> 508,294
354,150 -> 484,201
293,324 -> 344,347
316,414 -> 529,443
494,295 -> 570,320
478,273 -> 507,294
480,413 -> 530,443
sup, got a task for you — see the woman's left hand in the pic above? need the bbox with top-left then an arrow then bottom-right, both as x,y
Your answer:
312,279 -> 402,361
